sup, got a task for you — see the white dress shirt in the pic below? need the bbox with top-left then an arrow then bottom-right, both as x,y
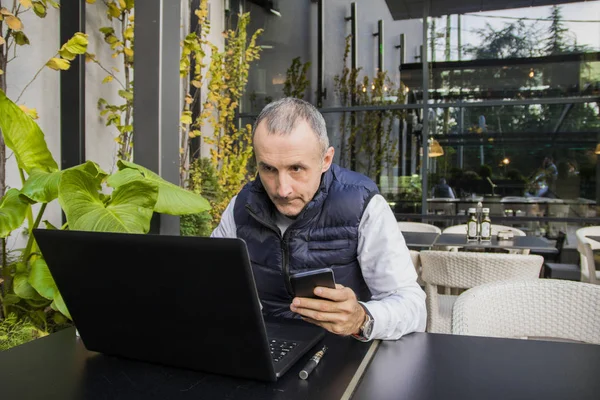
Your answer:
211,194 -> 427,340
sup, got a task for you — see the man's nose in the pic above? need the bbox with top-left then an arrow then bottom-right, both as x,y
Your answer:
276,173 -> 293,198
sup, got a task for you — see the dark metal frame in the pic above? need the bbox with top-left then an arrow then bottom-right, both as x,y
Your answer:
189,0 -> 202,162
373,20 -> 383,72
60,0 -> 86,170
345,2 -> 358,170
133,0 -> 182,235
316,0 -> 326,107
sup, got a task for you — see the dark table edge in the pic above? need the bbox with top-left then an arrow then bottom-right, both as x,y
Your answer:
339,340 -> 380,400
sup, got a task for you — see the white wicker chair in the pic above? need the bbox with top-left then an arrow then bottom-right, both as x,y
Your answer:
452,279 -> 600,344
442,224 -> 529,254
420,250 -> 544,334
397,222 -> 441,234
409,249 -> 423,286
575,226 -> 600,285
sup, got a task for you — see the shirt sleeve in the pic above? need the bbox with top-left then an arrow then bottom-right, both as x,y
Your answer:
357,194 -> 427,340
210,196 -> 238,239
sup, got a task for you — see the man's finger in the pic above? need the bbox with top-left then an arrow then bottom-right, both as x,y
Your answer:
313,285 -> 350,301
294,306 -> 341,323
291,297 -> 339,314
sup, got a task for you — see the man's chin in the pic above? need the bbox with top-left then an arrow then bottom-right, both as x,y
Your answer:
276,205 -> 301,218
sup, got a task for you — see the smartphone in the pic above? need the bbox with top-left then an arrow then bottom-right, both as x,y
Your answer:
290,268 -> 336,298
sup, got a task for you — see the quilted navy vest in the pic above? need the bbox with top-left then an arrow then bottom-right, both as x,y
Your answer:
234,163 -> 379,318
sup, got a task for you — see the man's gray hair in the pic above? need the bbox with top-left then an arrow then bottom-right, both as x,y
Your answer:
253,97 -> 329,155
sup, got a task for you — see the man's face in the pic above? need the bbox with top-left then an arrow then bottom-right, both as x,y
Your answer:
253,119 -> 334,218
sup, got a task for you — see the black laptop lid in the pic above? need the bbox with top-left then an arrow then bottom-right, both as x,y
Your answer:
33,229 -> 276,381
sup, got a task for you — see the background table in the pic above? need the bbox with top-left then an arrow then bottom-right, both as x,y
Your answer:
401,232 -> 439,249
433,233 -> 558,253
352,332 -> 600,400
585,235 -> 600,243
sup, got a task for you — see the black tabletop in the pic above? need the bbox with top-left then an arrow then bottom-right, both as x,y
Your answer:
352,332 -> 600,400
433,233 -> 557,253
0,327 -> 376,400
585,235 -> 600,243
401,231 -> 439,249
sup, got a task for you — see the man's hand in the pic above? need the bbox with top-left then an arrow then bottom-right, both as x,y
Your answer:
290,284 -> 366,336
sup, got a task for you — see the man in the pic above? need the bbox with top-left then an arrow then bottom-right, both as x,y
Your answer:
432,178 -> 456,199
212,98 -> 426,341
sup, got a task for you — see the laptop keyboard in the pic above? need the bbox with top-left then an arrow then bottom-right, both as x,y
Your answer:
269,339 -> 298,363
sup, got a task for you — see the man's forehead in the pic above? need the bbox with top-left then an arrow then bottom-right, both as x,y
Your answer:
255,118 -> 314,136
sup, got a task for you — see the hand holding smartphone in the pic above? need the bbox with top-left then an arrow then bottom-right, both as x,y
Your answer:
290,268 -> 336,299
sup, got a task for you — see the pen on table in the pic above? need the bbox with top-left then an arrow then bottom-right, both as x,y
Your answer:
299,345 -> 328,380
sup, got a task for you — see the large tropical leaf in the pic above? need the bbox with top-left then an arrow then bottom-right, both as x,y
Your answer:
13,273 -> 39,300
51,292 -> 72,320
0,188 -> 30,238
59,169 -> 158,233
116,160 -> 210,215
106,167 -> 143,188
28,257 -> 57,301
21,160 -> 107,203
20,169 -> 61,204
0,89 -> 58,173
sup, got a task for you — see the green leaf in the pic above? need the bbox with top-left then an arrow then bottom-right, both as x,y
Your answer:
32,1 -> 47,17
21,161 -> 106,204
43,220 -> 58,229
46,57 -> 71,70
11,31 -> 30,45
60,32 -> 88,59
21,169 -> 61,203
117,160 -> 211,215
28,257 -> 57,300
14,273 -> 38,300
107,2 -> 121,18
0,91 -> 58,174
51,291 -> 71,320
59,169 -> 158,233
2,294 -> 21,305
99,27 -> 114,35
0,189 -> 31,238
58,48 -> 76,61
118,89 -> 133,101
106,167 -> 143,188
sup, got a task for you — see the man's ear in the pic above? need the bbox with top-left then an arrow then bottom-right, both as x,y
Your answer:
321,146 -> 335,173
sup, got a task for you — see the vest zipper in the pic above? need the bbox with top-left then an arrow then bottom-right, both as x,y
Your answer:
245,205 -> 294,297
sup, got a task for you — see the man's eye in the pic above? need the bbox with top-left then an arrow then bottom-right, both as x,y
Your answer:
291,166 -> 303,172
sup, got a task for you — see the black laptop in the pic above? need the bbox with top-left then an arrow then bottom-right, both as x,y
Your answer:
33,229 -> 325,382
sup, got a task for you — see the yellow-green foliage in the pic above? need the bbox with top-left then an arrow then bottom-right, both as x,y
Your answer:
333,34 -> 405,181
87,0 -> 135,162
284,57 -> 311,99
180,0 -> 263,227
0,313 -> 48,351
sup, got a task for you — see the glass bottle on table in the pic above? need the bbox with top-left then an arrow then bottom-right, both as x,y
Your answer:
467,207 -> 478,241
480,208 -> 492,241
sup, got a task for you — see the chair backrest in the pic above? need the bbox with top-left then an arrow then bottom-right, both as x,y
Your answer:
443,224 -> 526,236
575,227 -> 600,284
409,250 -> 422,285
420,251 -> 543,289
420,251 -> 543,333
397,222 -> 442,234
452,279 -> 600,344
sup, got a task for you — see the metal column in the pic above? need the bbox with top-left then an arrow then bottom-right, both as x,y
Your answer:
316,0 -> 326,107
133,0 -> 182,235
60,0 -> 86,170
421,1 -> 430,215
